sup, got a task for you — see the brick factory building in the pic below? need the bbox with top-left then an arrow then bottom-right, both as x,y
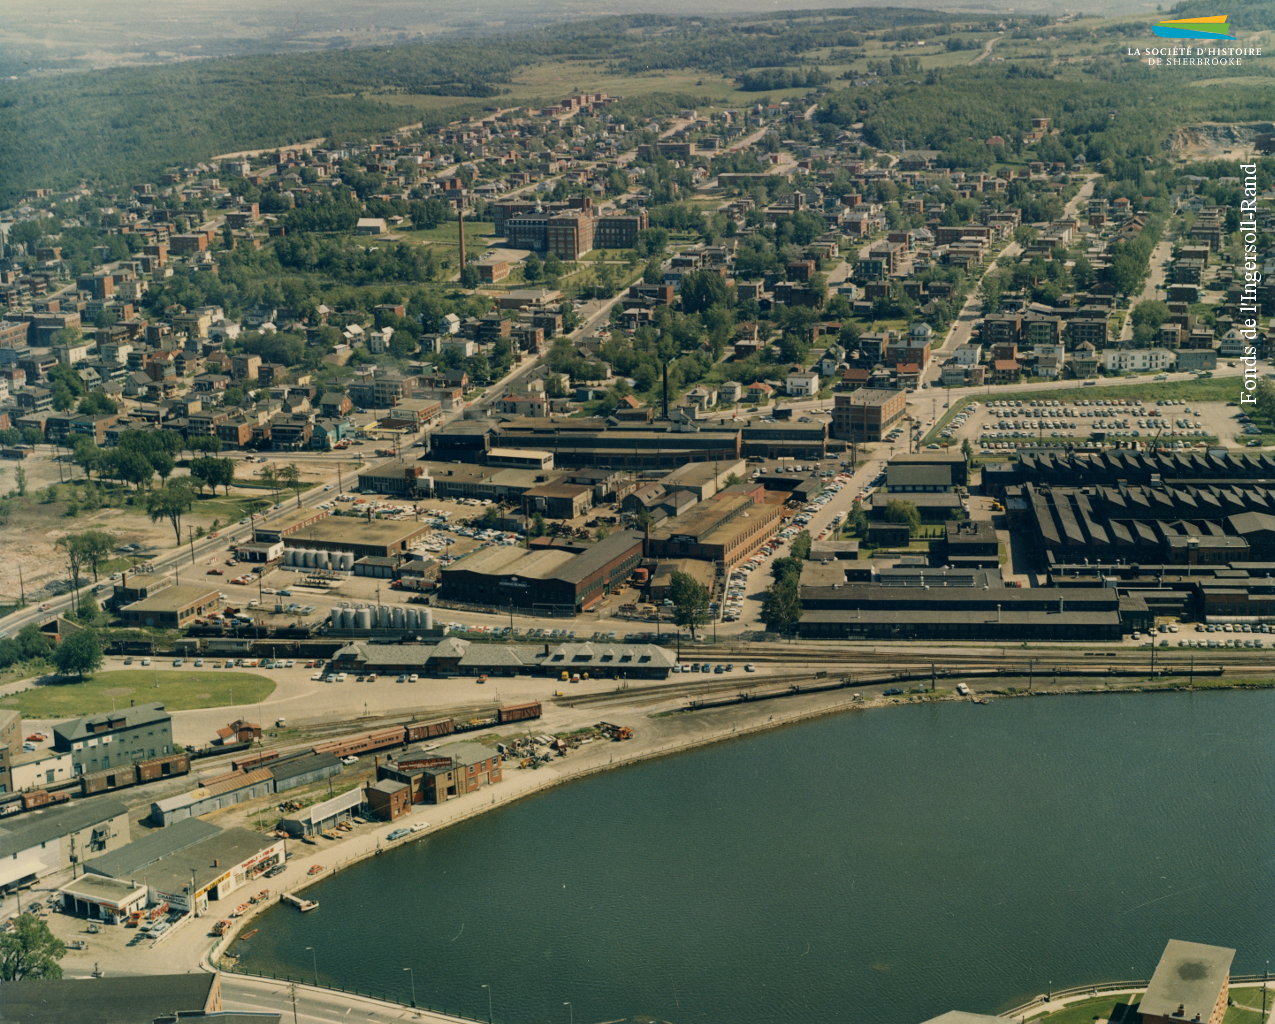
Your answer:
832,388 -> 907,443
440,530 -> 643,613
646,494 -> 782,567
376,742 -> 502,805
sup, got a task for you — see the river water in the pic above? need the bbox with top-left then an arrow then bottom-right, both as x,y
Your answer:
235,692 -> 1275,1024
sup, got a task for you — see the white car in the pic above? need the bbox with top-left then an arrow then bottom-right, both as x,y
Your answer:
745,664 -> 756,672
341,755 -> 359,766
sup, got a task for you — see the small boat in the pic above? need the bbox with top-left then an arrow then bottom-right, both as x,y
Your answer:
239,929 -> 258,941
308,864 -> 324,875
212,920 -> 230,936
232,904 -> 250,917
972,697 -> 990,705
249,889 -> 269,903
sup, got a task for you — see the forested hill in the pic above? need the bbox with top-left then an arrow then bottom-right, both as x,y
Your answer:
0,8 -> 954,205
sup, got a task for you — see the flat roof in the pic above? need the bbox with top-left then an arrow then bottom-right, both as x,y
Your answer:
0,975 -> 217,1024
122,585 -> 221,613
83,817 -> 221,879
0,798 -> 129,860
837,388 -> 905,406
97,826 -> 278,897
920,1013 -> 1014,1024
1140,940 -> 1236,1021
58,874 -> 147,904
284,518 -> 429,546
488,447 -> 552,459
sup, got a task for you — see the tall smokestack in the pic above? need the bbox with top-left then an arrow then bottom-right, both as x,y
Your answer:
662,362 -> 669,421
458,207 -> 466,272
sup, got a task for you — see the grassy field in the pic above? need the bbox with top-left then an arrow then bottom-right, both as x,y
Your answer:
1027,995 -> 1133,1024
0,670 -> 275,719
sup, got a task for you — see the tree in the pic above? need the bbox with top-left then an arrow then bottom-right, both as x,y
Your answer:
482,505 -> 499,527
279,463 -> 304,506
53,628 -> 102,679
55,534 -> 89,608
70,529 -> 116,582
678,270 -> 729,315
14,465 -> 27,496
146,480 -> 196,544
523,253 -> 542,283
149,450 -> 176,483
74,594 -> 102,625
0,914 -> 66,980
544,375 -> 567,400
789,529 -> 812,561
884,499 -> 922,536
668,570 -> 711,641
259,464 -> 279,498
961,438 -> 974,468
530,513 -> 547,538
643,257 -> 664,285
761,577 -> 802,633
846,500 -> 868,537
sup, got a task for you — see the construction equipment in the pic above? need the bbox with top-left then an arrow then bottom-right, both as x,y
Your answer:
597,722 -> 633,741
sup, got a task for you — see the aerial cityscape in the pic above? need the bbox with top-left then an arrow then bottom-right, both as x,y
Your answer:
0,2 -> 1274,1022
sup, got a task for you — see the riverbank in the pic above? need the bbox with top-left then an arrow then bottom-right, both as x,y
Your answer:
86,673 -> 1258,988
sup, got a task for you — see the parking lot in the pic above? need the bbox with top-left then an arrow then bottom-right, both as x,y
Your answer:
934,395 -> 1260,452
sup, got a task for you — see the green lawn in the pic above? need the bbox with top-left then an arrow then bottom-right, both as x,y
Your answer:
1029,995 -> 1134,1024
0,670 -> 275,719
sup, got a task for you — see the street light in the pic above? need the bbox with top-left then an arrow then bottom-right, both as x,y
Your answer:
482,983 -> 492,1023
305,946 -> 317,987
404,967 -> 416,1008
564,1002 -> 572,1024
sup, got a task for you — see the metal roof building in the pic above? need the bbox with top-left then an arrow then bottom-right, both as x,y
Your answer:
0,974 -> 222,1024
0,797 -> 130,892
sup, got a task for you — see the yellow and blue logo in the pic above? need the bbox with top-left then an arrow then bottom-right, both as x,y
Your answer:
1152,14 -> 1237,39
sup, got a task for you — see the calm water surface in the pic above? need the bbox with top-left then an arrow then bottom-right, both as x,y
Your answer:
237,692 -> 1275,1024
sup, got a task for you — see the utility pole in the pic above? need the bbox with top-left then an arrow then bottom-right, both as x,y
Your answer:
291,983 -> 300,1024
18,564 -> 25,608
187,525 -> 197,564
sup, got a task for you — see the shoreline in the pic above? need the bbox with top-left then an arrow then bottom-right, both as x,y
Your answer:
205,678 -> 1265,968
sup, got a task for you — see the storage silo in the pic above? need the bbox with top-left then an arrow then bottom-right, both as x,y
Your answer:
341,607 -> 357,629
355,606 -> 372,630
423,609 -> 433,631
316,550 -> 331,570
338,552 -> 355,571
283,549 -> 294,566
393,606 -> 406,629
378,605 -> 392,628
399,608 -> 414,630
330,608 -> 342,629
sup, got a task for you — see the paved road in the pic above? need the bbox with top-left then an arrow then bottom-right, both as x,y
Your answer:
969,32 -> 1003,64
223,973 -> 470,1023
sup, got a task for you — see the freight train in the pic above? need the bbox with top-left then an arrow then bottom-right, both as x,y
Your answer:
79,753 -> 192,796
311,704 -> 541,760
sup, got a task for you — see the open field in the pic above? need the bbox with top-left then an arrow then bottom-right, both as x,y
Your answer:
1027,995 -> 1132,1024
0,669 -> 275,720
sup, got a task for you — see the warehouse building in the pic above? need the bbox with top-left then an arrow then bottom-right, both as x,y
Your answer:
1139,940 -> 1234,1024
646,494 -> 782,567
335,638 -> 677,679
0,797 -> 131,892
441,530 -> 643,613
83,817 -> 284,915
270,751 -> 343,794
118,585 -> 221,629
279,787 -> 365,837
149,767 -> 275,827
832,388 -> 907,442
378,742 -> 502,805
53,702 -> 173,776
0,975 -> 226,1024
284,517 -> 434,559
250,507 -> 331,543
356,458 -> 431,497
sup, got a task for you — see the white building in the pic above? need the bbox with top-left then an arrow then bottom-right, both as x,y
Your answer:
1102,348 -> 1176,372
785,370 -> 820,397
952,344 -> 982,366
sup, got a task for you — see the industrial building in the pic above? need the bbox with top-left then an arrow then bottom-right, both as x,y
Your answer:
377,741 -> 502,805
82,817 -> 284,915
796,563 -> 1131,640
279,786 -> 365,837
334,637 -> 678,679
367,778 -> 411,821
53,702 -> 173,776
440,530 -> 644,613
646,494 -> 782,567
149,766 -> 275,827
832,388 -> 907,442
0,797 -> 131,892
118,585 -> 221,629
356,457 -> 430,497
283,516 -> 434,559
0,975 -> 227,1024
269,751 -> 343,793
1139,940 -> 1234,1024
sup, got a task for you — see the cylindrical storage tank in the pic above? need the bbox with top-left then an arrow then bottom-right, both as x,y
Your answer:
304,549 -> 316,568
393,606 -> 406,629
355,606 -> 372,630
379,605 -> 392,628
341,607 -> 356,629
339,552 -> 354,571
401,608 -> 416,630
330,608 -> 342,629
274,602 -> 285,614
316,550 -> 330,570
284,549 -> 295,566
423,609 -> 433,631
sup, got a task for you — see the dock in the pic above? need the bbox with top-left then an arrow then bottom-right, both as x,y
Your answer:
281,893 -> 319,912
